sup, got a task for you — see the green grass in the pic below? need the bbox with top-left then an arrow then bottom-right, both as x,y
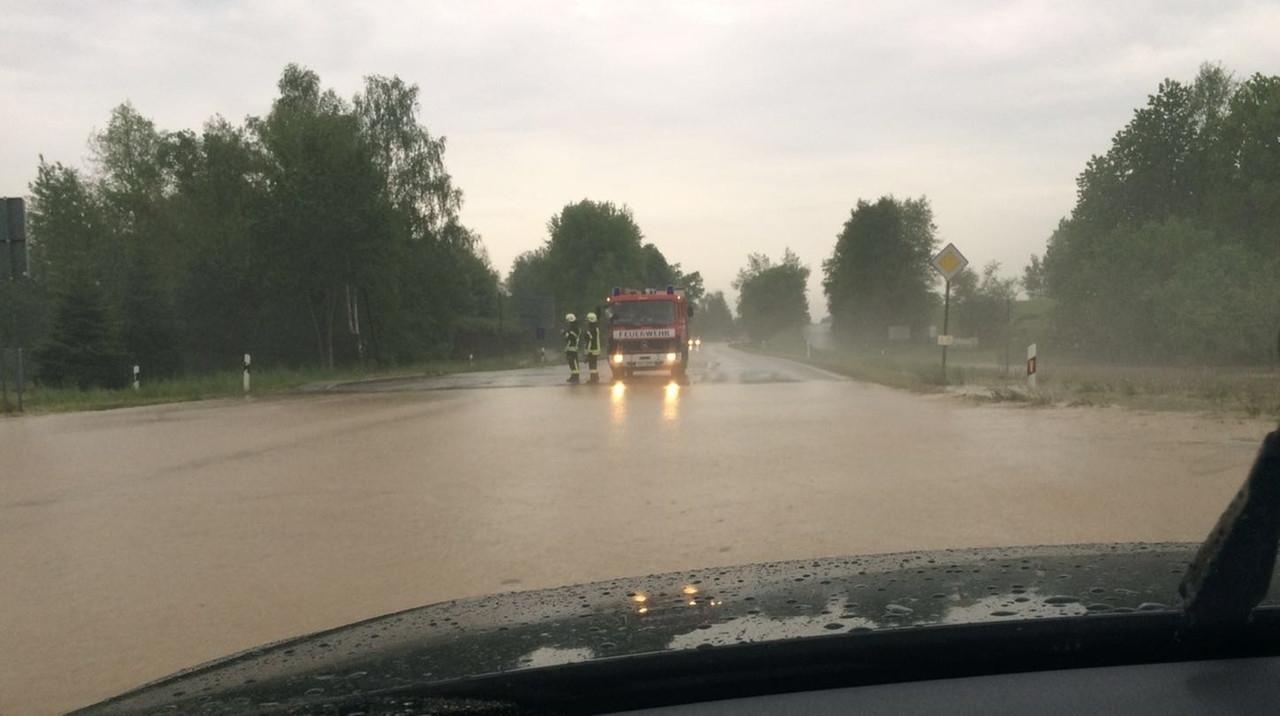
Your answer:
737,341 -> 1009,392
1,355 -> 530,415
1024,363 -> 1280,417
742,342 -> 1280,419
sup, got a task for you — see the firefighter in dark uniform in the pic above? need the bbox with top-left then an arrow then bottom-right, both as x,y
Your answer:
583,312 -> 603,383
563,313 -> 581,384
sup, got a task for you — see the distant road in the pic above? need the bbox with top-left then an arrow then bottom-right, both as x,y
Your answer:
1,343 -> 1270,714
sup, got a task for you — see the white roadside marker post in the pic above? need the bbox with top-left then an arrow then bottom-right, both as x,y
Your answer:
243,353 -> 251,394
132,364 -> 140,391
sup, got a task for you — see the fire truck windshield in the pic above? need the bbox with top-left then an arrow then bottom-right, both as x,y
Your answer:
610,301 -> 676,324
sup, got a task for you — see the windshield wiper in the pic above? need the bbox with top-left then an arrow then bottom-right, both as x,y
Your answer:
1179,429 -> 1280,630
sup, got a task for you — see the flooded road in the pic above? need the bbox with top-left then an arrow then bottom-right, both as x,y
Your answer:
1,343 -> 1272,714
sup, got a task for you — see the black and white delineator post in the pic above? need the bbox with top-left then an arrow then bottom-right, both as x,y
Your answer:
243,353 -> 251,393
132,365 -> 140,391
1027,343 -> 1038,390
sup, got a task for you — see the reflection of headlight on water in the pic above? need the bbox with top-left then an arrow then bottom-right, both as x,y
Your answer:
664,382 -> 680,399
611,382 -> 626,399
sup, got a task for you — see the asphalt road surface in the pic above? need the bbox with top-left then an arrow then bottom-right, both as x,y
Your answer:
1,344 -> 1272,714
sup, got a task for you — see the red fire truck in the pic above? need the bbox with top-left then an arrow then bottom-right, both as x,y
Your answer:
604,286 -> 694,380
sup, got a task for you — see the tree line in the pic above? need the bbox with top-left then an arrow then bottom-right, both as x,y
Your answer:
1041,63 -> 1280,364
741,62 -> 1280,366
505,199 -> 704,335
14,61 -> 1275,391
10,66 -> 718,390
13,64 -> 508,388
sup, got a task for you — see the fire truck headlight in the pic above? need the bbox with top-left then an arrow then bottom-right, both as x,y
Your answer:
612,354 -> 624,365
665,352 -> 677,363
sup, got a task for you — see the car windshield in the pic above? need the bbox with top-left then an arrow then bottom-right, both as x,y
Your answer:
3,3 -> 1279,715
610,301 -> 677,325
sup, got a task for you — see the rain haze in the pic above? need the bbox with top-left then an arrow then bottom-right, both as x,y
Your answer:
4,0 -> 1279,304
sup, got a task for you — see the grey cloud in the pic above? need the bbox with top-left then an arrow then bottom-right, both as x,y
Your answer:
3,0 -> 1279,309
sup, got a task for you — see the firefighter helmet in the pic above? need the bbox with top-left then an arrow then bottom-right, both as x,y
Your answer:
586,312 -> 597,323
565,313 -> 576,323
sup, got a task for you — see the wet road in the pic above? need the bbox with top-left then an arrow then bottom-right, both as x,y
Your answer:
1,343 -> 1272,714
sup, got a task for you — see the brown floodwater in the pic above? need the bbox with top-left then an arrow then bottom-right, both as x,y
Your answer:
0,344 -> 1270,714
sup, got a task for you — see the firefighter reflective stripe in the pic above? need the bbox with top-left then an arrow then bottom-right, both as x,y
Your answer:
585,326 -> 601,354
564,328 -> 579,352
567,353 -> 579,374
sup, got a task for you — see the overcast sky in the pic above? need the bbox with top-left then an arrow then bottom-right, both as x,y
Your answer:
4,1 -> 1279,312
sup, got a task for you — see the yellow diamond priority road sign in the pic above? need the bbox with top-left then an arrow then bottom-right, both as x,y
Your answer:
931,243 -> 969,281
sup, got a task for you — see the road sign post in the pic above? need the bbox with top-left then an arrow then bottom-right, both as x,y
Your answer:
930,243 -> 969,385
941,279 -> 951,381
2,197 -> 28,413
1,197 -> 28,279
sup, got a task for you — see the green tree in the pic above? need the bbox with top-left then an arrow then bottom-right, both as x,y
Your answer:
952,261 -> 1018,346
252,64 -> 394,368
1022,254 -> 1046,297
734,250 -> 810,343
1049,218 -> 1278,362
694,290 -> 736,340
506,247 -> 556,340
670,266 -> 705,303
352,73 -> 500,361
514,199 -> 700,323
34,277 -> 125,389
27,159 -> 108,294
25,63 -> 510,379
119,254 -> 182,376
167,118 -> 265,371
544,199 -> 647,315
822,196 -> 937,344
355,74 -> 461,238
1042,63 -> 1280,363
1204,72 -> 1280,255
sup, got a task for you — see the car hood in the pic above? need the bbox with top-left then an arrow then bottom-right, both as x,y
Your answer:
75,542 -> 1280,714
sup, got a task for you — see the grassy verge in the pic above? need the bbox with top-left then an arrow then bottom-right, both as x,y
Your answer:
738,342 -> 1280,419
2,355 -> 530,415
